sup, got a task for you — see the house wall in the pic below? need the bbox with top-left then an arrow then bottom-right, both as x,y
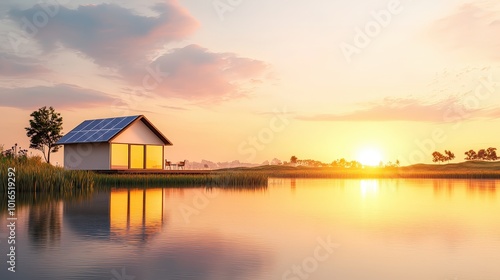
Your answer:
111,120 -> 164,145
64,143 -> 110,170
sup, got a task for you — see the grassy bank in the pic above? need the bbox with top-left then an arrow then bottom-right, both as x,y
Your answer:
94,161 -> 500,187
0,156 -> 95,193
221,161 -> 500,179
94,172 -> 269,187
2,158 -> 500,194
0,156 -> 95,210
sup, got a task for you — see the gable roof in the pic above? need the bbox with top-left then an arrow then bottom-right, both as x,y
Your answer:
56,115 -> 172,145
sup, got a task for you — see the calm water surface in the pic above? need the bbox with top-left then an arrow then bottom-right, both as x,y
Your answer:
1,179 -> 500,280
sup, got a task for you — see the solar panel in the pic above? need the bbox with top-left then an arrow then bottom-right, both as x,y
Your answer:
101,118 -> 121,129
56,116 -> 140,144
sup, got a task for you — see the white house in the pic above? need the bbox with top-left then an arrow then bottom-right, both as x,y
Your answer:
56,115 -> 172,170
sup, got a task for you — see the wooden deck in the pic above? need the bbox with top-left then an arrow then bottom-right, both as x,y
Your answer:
94,169 -> 214,175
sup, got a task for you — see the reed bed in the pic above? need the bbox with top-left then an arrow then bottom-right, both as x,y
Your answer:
0,187 -> 94,210
0,156 -> 95,193
2,156 -> 499,200
94,172 -> 269,188
249,166 -> 500,179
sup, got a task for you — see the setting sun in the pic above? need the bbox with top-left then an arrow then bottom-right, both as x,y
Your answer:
357,148 -> 383,166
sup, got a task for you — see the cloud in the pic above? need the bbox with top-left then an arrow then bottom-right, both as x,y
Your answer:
0,83 -> 115,109
132,44 -> 269,101
158,104 -> 188,111
296,95 -> 500,122
7,2 -> 270,102
8,1 -> 199,68
428,2 -> 500,60
0,53 -> 47,76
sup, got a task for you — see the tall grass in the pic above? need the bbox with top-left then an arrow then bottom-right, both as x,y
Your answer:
94,172 -> 269,188
237,164 -> 500,179
2,156 -> 499,200
0,156 -> 95,211
0,156 -> 95,193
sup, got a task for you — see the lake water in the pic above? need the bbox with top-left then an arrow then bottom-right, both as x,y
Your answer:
1,179 -> 500,280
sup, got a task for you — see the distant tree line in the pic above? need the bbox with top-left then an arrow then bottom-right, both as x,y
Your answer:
431,150 -> 455,164
287,156 -> 399,168
464,148 -> 498,161
288,155 -> 361,168
432,148 -> 498,163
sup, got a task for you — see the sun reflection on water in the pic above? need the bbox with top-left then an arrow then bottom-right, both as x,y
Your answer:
360,179 -> 379,197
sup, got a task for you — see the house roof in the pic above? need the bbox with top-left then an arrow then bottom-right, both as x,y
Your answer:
56,115 -> 173,145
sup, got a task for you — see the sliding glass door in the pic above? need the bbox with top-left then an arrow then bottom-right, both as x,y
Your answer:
111,144 -> 164,169
130,145 -> 145,169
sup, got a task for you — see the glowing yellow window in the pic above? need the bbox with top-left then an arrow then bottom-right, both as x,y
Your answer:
111,144 -> 129,169
130,145 -> 145,169
146,145 -> 163,169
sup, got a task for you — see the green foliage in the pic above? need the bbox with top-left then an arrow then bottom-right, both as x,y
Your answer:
94,172 -> 269,188
0,155 -> 94,193
25,106 -> 63,163
0,154 -> 93,211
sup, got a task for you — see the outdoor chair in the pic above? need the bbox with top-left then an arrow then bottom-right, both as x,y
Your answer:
165,160 -> 172,170
177,160 -> 186,170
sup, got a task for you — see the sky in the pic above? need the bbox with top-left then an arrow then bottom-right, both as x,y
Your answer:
1,0 -> 500,166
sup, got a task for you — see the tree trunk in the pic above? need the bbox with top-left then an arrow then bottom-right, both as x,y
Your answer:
42,146 -> 48,163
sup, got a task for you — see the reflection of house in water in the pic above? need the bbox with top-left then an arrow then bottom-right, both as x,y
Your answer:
110,189 -> 165,241
64,189 -> 166,243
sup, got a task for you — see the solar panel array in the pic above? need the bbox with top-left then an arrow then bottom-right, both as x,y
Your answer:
57,116 -> 140,144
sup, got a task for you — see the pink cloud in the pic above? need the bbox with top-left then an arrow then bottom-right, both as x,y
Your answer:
130,44 -> 269,101
428,2 -> 500,60
0,84 -> 115,109
7,2 -> 270,102
0,53 -> 48,76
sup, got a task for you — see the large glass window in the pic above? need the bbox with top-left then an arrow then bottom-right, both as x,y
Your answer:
146,145 -> 163,169
130,145 -> 145,169
111,144 -> 129,169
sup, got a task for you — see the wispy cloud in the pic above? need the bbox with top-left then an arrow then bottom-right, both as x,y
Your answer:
0,52 -> 47,76
297,95 -> 500,122
0,84 -> 115,109
428,1 -> 500,60
157,104 -> 188,111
